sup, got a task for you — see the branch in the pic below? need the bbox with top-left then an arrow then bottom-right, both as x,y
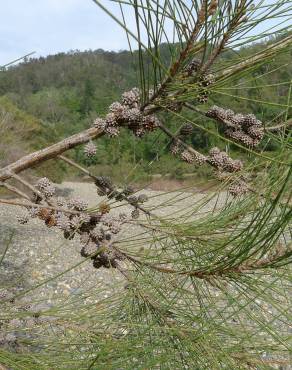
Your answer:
141,2 -> 207,110
217,34 -> 292,81
157,122 -> 209,163
11,173 -> 53,206
116,244 -> 289,280
0,127 -> 104,182
0,198 -> 88,216
201,1 -> 248,74
185,102 -> 292,132
265,119 -> 292,131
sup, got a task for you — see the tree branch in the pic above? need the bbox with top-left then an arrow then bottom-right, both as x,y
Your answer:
200,0 -> 248,74
0,182 -> 31,200
116,244 -> 288,280
184,102 -> 292,132
141,1 -> 207,110
217,34 -> 292,81
11,173 -> 53,206
158,122 -> 210,163
265,119 -> 292,131
0,127 -> 104,182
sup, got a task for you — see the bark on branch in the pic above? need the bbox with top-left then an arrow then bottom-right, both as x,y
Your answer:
0,127 -> 104,182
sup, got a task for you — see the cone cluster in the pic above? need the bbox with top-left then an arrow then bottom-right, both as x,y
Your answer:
199,73 -> 215,87
166,101 -> 183,113
179,123 -> 193,136
84,141 -> 97,157
18,176 -> 148,269
206,106 -> 264,147
228,180 -> 249,197
184,58 -> 201,76
67,196 -> 88,211
208,147 -> 243,172
95,177 -> 148,218
93,87 -> 160,138
182,58 -> 215,104
36,177 -> 56,198
196,74 -> 214,104
170,140 -> 207,166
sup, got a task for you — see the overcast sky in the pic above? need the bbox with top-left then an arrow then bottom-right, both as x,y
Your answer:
0,0 -> 290,66
0,0 -> 135,65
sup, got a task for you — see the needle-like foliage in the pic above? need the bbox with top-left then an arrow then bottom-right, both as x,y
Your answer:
0,1 -> 291,369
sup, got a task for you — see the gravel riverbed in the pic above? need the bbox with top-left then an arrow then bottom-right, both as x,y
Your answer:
0,181 -> 224,302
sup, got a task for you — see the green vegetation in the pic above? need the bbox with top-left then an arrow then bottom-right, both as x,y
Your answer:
0,36 -> 290,184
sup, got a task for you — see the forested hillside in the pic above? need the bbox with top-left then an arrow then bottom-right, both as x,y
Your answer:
0,35 -> 291,183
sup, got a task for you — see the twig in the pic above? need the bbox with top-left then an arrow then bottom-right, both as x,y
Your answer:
58,154 -> 151,216
184,103 -> 205,116
265,119 -> 292,131
200,1 -> 248,74
159,121 -> 291,207
10,173 -> 53,205
218,34 -> 292,81
185,102 -> 292,132
157,121 -> 211,165
0,198 -> 87,216
0,182 -> 31,200
58,155 -> 93,179
115,244 -> 287,280
115,261 -> 131,280
141,2 -> 207,110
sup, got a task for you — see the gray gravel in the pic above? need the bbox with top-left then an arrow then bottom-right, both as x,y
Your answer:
0,181 -> 227,301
